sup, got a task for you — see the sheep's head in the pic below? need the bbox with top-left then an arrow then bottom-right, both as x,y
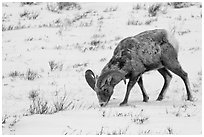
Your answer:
85,69 -> 126,107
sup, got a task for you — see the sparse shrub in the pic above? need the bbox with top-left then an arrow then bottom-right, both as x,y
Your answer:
83,39 -> 106,51
28,90 -> 51,114
73,39 -> 106,53
52,89 -> 72,113
166,127 -> 174,134
100,58 -> 107,62
96,126 -> 105,135
20,10 -> 39,20
46,3 -> 60,13
73,63 -> 88,68
25,37 -> 34,41
2,3 -> 9,7
90,40 -> 102,46
177,29 -> 191,35
197,3 -> 202,8
8,69 -> 40,80
20,2 -> 38,6
198,70 -> 202,79
53,18 -> 62,26
73,62 -> 88,72
131,114 -> 149,124
72,10 -> 92,23
47,2 -> 81,12
79,20 -> 93,27
144,17 -> 158,25
127,19 -> 143,25
25,69 -> 39,80
2,21 -> 29,31
63,126 -> 83,135
160,5 -> 168,14
57,2 -> 81,10
72,43 -> 87,52
133,4 -> 141,10
7,115 -> 21,132
148,3 -> 161,17
9,71 -> 21,78
97,126 -> 129,135
188,46 -> 200,53
2,24 -> 8,31
2,13 -> 11,22
28,89 -> 39,99
50,18 -> 70,28
103,6 -> 118,12
28,87 -> 75,115
101,110 -> 106,117
2,114 -> 8,124
138,129 -> 151,135
131,109 -> 149,124
107,129 -> 127,135
48,60 -> 63,71
168,103 -> 194,117
108,109 -> 149,125
92,34 -> 105,39
169,2 -> 191,8
56,18 -> 73,35
112,111 -> 132,117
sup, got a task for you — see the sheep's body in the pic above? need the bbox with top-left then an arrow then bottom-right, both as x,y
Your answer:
85,29 -> 193,107
102,29 -> 177,75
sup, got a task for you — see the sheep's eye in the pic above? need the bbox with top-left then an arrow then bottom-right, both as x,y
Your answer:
104,88 -> 109,94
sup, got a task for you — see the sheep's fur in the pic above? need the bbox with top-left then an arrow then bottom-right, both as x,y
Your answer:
166,30 -> 179,53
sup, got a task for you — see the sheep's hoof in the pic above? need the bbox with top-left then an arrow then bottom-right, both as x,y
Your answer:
187,96 -> 195,102
119,102 -> 128,106
143,96 -> 149,102
156,96 -> 164,101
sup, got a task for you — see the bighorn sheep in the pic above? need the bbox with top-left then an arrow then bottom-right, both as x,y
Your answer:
85,29 -> 193,107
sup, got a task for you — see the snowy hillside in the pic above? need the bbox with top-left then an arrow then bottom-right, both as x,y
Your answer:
2,2 -> 202,135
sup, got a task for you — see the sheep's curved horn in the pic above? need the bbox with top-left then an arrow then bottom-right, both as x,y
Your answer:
85,69 -> 96,91
97,70 -> 126,89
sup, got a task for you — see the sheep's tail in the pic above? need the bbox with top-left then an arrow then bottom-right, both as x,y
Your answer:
166,26 -> 179,53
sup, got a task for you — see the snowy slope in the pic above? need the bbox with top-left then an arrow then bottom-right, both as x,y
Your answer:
2,2 -> 202,135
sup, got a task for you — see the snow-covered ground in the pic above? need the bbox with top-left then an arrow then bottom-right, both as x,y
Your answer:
2,2 -> 202,135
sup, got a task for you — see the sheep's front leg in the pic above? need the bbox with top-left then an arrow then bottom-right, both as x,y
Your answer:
120,76 -> 139,106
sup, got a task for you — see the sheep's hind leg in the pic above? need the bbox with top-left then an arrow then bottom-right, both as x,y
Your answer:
138,76 -> 149,102
156,68 -> 172,101
165,61 -> 193,101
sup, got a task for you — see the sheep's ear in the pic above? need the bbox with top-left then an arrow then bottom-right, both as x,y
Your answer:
85,69 -> 96,91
